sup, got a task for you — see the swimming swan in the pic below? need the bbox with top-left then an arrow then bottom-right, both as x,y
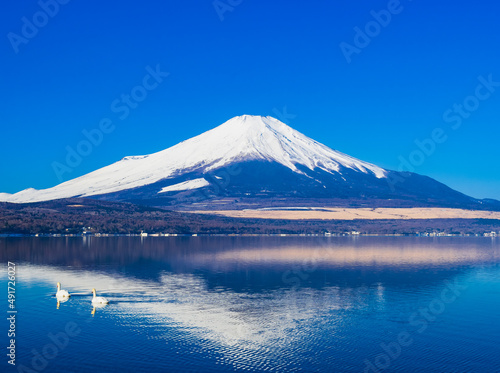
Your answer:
56,282 -> 70,298
91,288 -> 109,304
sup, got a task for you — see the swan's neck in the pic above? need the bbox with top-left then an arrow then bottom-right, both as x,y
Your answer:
57,284 -> 60,291
92,290 -> 96,298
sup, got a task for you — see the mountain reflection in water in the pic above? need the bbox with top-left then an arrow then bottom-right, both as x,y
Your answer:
2,236 -> 499,372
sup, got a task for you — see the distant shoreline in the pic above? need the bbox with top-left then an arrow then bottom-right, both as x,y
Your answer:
1,232 -> 497,238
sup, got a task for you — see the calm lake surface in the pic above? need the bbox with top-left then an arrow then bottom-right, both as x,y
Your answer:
1,236 -> 499,373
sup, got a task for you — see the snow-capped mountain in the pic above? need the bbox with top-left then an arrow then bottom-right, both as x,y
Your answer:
0,115 -> 493,209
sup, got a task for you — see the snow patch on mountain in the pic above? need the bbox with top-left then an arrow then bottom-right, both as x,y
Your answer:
159,178 -> 210,193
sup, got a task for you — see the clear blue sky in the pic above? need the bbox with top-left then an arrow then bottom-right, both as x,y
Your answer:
1,0 -> 499,199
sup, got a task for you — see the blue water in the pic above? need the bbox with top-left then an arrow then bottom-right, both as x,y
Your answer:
1,236 -> 499,372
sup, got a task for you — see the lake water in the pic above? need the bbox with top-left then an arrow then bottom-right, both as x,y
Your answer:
1,236 -> 499,372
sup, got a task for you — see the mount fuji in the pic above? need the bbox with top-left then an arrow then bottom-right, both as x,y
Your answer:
0,115 -> 497,210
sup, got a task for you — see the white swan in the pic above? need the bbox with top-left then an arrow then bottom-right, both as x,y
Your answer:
91,288 -> 109,304
56,282 -> 70,298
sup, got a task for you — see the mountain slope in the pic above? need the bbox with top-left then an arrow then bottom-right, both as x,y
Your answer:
0,115 -> 386,203
0,115 -> 498,210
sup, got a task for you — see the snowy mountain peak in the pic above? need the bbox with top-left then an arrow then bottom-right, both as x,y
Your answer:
0,115 -> 387,203
183,114 -> 387,178
219,115 -> 293,133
